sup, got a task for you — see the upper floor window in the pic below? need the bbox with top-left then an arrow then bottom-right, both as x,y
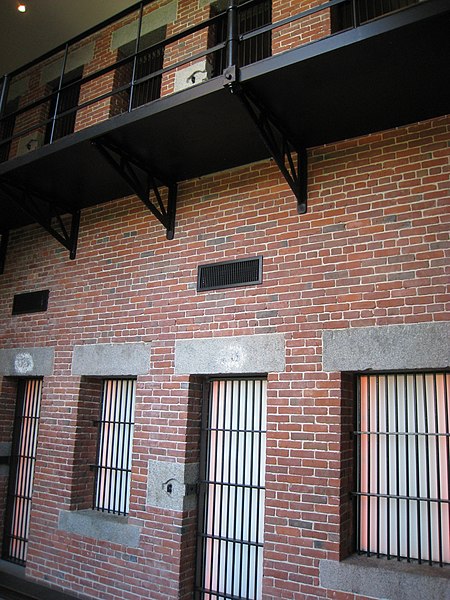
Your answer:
355,372 -> 449,566
44,67 -> 83,144
112,26 -> 166,117
93,378 -> 136,515
331,0 -> 420,32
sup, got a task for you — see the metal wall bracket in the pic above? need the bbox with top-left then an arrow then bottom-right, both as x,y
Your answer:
93,138 -> 178,240
0,230 -> 9,274
0,179 -> 80,261
225,82 -> 308,214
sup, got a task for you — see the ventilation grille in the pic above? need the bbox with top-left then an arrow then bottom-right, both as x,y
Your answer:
12,290 -> 49,315
197,257 -> 262,292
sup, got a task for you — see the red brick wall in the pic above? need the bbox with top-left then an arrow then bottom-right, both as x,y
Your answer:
0,113 -> 448,598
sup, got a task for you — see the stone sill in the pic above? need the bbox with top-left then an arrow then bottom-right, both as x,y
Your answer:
319,555 -> 450,600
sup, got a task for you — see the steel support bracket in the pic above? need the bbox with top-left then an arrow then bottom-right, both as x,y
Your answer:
225,82 -> 308,214
0,178 -> 80,261
0,230 -> 9,274
92,138 -> 178,240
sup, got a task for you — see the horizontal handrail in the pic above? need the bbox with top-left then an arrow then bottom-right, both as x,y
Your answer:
0,0 -> 424,158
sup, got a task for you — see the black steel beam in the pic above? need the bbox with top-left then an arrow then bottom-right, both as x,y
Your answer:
226,79 -> 308,214
92,138 -> 178,239
0,179 -> 80,260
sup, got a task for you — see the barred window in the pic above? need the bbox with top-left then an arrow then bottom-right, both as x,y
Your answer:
355,372 -> 449,566
2,379 -> 42,565
93,379 -> 136,515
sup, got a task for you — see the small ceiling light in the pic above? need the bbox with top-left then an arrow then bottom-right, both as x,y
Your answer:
17,3 -> 27,12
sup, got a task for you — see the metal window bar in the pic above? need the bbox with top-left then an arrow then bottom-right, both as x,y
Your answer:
2,379 -> 43,566
330,0 -> 419,31
195,378 -> 267,600
93,379 -> 136,515
44,69 -> 83,144
355,372 -> 450,566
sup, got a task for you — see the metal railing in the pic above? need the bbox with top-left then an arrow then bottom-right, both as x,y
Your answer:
0,0 -> 423,163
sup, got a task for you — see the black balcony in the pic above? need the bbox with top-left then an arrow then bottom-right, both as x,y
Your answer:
0,0 -> 449,270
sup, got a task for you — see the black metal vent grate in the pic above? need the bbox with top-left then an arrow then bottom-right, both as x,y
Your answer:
197,257 -> 262,292
12,290 -> 49,315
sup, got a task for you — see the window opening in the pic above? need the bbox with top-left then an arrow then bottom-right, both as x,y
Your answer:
2,379 -> 42,565
93,378 -> 136,515
115,27 -> 166,114
355,372 -> 450,566
209,0 -> 272,77
195,378 -> 267,599
331,0 -> 419,32
44,67 -> 83,144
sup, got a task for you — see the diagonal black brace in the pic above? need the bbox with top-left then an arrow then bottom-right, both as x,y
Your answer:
92,138 -> 178,240
226,80 -> 308,214
0,230 -> 9,274
0,178 -> 80,260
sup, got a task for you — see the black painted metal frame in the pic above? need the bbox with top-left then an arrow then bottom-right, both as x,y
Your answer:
0,0 -> 448,269
93,138 -> 178,240
0,179 -> 80,260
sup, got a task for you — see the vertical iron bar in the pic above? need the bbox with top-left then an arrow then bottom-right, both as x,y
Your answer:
355,376 -> 361,554
404,374 -> 411,562
129,2 -> 144,112
217,380 -> 227,595
444,374 -> 450,567
112,379 -> 120,513
224,379 -> 234,596
413,374 -> 422,564
239,380 -> 247,599
422,374 -> 432,565
209,380 -> 220,594
247,380 -> 255,598
385,376 -> 390,560
394,374 -> 400,560
232,380 -> 241,597
257,380 -> 265,598
367,376 -> 371,557
433,374 -> 443,566
117,379 -> 125,514
49,43 -> 69,144
351,0 -> 359,28
226,0 -> 239,70
0,74 -> 10,117
376,375 -> 380,557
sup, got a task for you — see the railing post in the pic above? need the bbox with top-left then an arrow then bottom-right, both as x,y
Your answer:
226,0 -> 239,69
49,42 -> 69,144
351,0 -> 359,28
0,74 -> 10,118
129,2 -> 145,112
0,74 -> 10,160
